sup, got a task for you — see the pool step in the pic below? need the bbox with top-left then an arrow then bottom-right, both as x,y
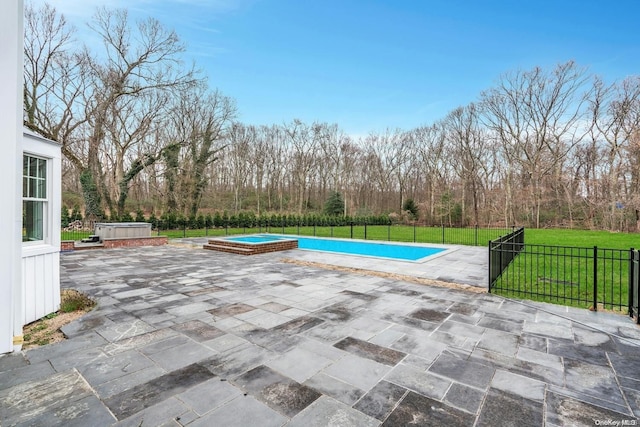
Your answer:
203,243 -> 256,255
203,238 -> 298,255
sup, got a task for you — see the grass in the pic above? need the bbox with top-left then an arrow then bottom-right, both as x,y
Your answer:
491,245 -> 631,311
490,229 -> 637,312
525,228 -> 639,249
61,230 -> 92,241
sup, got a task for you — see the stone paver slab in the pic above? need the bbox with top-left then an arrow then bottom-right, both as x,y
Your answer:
189,394 -> 287,427
266,347 -> 333,383
353,380 -> 408,421
385,363 -> 451,400
476,388 -> 543,426
444,382 -> 485,415
545,390 -> 635,426
0,370 -> 102,425
104,363 -> 215,420
303,372 -> 364,405
176,377 -> 242,416
383,390 -> 474,426
429,352 -> 495,389
322,354 -> 391,391
288,395 -> 379,427
333,336 -> 406,366
233,365 -> 321,417
491,369 -> 546,401
172,319 -> 224,342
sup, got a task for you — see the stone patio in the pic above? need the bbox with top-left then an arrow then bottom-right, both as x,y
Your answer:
1,242 -> 639,426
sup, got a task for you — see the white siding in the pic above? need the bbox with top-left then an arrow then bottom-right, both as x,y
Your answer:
0,0 -> 23,353
21,130 -> 62,330
22,252 -> 61,325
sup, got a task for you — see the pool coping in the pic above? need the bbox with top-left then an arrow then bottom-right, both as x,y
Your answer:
265,233 -> 459,263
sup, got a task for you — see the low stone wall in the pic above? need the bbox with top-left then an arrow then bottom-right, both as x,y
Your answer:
61,236 -> 167,251
203,238 -> 297,255
103,236 -> 168,248
60,241 -> 75,251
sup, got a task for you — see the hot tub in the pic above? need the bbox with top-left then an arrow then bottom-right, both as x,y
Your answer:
94,222 -> 152,240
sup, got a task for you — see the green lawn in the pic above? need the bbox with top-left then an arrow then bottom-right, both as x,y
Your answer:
525,228 -> 639,249
491,229 -> 637,312
61,230 -> 92,241
491,244 -> 631,311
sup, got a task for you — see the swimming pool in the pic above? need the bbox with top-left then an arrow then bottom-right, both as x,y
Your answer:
225,235 -> 286,244
224,234 -> 447,262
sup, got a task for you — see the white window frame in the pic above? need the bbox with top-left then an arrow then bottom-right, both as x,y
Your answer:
22,153 -> 49,245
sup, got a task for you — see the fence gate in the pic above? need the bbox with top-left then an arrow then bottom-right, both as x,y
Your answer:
488,227 -> 525,291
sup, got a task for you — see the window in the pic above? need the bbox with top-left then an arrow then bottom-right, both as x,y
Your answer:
23,155 -> 47,242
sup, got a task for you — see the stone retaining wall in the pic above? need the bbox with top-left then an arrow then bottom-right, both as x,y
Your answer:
203,239 -> 297,255
61,236 -> 167,251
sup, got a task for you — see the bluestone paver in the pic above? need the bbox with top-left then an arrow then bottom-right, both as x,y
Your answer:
0,240 -> 637,426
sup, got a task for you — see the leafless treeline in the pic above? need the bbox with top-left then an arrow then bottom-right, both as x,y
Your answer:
24,3 -> 640,230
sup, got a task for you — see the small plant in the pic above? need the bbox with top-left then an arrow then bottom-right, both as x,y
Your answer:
324,191 -> 345,216
403,198 -> 419,220
35,337 -> 51,346
60,289 -> 96,313
32,323 -> 48,332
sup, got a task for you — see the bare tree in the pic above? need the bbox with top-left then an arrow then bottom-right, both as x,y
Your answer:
76,8 -> 199,217
443,103 -> 487,226
23,3 -> 89,171
588,76 -> 640,230
283,120 -> 320,213
481,61 -> 590,227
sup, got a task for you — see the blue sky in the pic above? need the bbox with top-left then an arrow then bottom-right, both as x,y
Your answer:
32,0 -> 640,136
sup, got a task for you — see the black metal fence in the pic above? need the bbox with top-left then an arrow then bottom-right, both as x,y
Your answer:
61,219 -> 95,242
153,222 -> 515,247
490,237 -> 639,314
488,227 -> 525,285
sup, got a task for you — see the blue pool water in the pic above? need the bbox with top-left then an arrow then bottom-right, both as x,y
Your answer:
225,234 -> 445,261
225,235 -> 289,243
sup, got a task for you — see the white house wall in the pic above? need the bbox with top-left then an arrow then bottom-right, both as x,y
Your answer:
22,252 -> 61,325
0,0 -> 23,353
22,131 -> 62,328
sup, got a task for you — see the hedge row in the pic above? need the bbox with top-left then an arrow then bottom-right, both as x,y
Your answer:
152,212 -> 392,230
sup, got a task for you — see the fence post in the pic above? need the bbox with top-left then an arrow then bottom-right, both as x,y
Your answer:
413,222 -> 416,242
313,223 -> 316,236
475,225 -> 478,246
629,248 -> 635,318
636,250 -> 640,324
364,223 -> 367,240
350,222 -> 353,239
488,240 -> 493,292
441,224 -> 445,244
593,246 -> 598,312
183,222 -> 186,238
